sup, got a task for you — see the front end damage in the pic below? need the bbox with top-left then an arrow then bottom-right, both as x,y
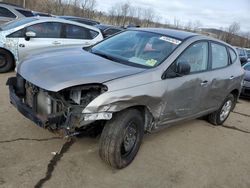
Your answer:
6,75 -> 110,136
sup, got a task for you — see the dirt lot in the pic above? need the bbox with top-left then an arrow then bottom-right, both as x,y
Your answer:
0,72 -> 250,188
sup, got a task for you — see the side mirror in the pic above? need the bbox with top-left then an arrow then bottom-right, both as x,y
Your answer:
162,62 -> 191,79
25,31 -> 36,41
176,62 -> 191,76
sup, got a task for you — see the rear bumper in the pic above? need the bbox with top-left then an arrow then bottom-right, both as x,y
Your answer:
7,77 -> 64,128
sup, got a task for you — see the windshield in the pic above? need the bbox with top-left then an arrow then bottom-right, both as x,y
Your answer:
91,30 -> 182,68
0,17 -> 37,31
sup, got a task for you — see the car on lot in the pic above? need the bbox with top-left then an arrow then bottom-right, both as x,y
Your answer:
7,28 -> 244,169
235,47 -> 248,64
0,17 -> 103,73
241,62 -> 250,97
0,3 -> 34,25
245,48 -> 250,62
95,24 -> 124,38
58,16 -> 100,26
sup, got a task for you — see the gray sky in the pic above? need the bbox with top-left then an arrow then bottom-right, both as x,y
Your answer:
95,0 -> 250,32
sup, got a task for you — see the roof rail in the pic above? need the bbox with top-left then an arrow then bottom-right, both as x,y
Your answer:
0,2 -> 24,8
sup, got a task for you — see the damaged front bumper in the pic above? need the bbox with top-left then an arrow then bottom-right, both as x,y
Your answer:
7,77 -> 113,133
7,77 -> 65,128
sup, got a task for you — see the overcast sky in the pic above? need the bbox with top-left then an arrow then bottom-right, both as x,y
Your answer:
95,0 -> 250,32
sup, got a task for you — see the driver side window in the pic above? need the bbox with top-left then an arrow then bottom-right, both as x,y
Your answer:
176,42 -> 209,73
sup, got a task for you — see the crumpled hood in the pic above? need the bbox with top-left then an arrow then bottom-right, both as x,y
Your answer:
18,47 -> 145,92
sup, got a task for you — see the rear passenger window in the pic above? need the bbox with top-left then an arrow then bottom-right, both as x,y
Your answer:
229,48 -> 237,63
176,42 -> 208,73
65,24 -> 97,39
211,43 -> 228,69
26,22 -> 62,38
0,7 -> 16,18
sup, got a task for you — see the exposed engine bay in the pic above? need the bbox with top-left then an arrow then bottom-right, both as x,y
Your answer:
7,74 -> 108,135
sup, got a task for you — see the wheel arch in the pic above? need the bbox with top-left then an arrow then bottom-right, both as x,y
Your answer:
114,105 -> 155,132
230,89 -> 240,100
229,89 -> 239,111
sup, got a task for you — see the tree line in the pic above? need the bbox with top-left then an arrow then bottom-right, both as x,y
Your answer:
2,0 -> 250,48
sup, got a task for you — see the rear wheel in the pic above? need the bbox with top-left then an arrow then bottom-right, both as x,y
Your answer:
207,94 -> 235,125
99,109 -> 144,169
0,49 -> 14,73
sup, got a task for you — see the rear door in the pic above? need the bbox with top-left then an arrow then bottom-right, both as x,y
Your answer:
205,42 -> 240,109
17,22 -> 63,60
160,41 -> 211,123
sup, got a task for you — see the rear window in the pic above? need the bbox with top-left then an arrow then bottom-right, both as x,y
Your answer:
15,9 -> 34,17
0,7 -> 16,18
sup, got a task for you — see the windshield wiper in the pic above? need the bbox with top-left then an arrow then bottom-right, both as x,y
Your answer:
91,51 -> 117,62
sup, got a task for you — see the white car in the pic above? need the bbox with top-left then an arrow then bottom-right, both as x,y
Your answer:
0,17 -> 103,73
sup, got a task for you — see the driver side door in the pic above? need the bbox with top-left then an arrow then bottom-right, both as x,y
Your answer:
159,41 -> 211,124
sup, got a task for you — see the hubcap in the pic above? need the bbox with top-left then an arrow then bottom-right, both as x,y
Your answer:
121,122 -> 137,157
220,100 -> 232,122
0,55 -> 6,68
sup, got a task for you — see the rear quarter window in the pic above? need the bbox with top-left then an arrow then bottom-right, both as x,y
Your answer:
211,43 -> 229,69
65,24 -> 98,39
228,48 -> 237,63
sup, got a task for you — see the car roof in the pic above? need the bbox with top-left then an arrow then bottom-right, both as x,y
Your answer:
34,17 -> 99,30
58,16 -> 100,24
1,17 -> 101,33
96,24 -> 123,31
129,28 -> 199,40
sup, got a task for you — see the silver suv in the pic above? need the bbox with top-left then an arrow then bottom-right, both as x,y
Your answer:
0,3 -> 33,25
7,28 -> 244,169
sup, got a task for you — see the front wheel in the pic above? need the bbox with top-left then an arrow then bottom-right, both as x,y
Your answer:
0,49 -> 14,73
99,109 -> 144,169
207,94 -> 236,125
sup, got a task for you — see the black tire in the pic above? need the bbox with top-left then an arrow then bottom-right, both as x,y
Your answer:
0,49 -> 14,73
99,109 -> 144,169
207,94 -> 236,126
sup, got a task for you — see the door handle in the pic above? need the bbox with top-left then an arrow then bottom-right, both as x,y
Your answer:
84,42 -> 91,46
229,76 -> 235,80
52,41 -> 61,45
200,80 -> 208,86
